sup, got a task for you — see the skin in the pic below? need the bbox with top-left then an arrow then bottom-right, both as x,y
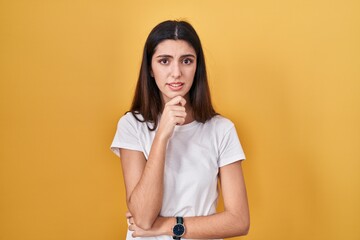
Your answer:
151,40 -> 196,104
120,39 -> 250,238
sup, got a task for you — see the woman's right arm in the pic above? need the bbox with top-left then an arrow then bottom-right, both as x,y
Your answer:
120,96 -> 187,230
120,136 -> 167,230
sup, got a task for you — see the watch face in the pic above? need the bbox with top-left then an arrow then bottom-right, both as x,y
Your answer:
173,223 -> 185,236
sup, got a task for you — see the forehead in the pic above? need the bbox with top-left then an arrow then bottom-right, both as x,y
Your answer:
153,40 -> 196,56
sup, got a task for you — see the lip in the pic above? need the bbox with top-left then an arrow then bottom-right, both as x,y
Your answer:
166,82 -> 184,91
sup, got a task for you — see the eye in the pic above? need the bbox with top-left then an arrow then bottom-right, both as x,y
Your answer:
182,58 -> 194,65
159,58 -> 169,65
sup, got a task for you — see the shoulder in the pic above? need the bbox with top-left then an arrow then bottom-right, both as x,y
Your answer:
206,114 -> 235,131
119,111 -> 144,123
118,111 -> 139,125
118,112 -> 154,131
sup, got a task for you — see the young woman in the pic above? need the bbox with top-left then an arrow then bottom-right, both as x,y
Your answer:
111,20 -> 250,239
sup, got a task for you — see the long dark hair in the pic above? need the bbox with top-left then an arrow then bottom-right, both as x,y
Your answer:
130,20 -> 217,130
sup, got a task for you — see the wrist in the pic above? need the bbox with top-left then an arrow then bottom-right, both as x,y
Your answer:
154,131 -> 171,143
154,217 -> 175,236
172,216 -> 186,239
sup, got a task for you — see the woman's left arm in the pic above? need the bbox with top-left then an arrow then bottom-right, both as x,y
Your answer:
128,161 -> 250,239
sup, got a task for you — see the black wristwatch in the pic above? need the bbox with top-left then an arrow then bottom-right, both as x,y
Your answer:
172,216 -> 185,239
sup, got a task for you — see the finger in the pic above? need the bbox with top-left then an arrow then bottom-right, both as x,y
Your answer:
175,117 -> 186,125
175,114 -> 187,122
129,224 -> 135,231
166,112 -> 187,125
167,96 -> 186,107
166,105 -> 186,112
178,97 -> 186,107
125,211 -> 132,219
166,108 -> 187,119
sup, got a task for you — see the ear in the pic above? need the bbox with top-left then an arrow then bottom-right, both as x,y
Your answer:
150,69 -> 154,77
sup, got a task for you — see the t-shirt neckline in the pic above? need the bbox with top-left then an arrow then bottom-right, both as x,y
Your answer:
173,120 -> 200,132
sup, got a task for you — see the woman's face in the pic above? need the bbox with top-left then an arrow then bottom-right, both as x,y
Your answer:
151,39 -> 197,104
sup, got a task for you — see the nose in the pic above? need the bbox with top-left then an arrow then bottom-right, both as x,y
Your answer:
171,62 -> 182,79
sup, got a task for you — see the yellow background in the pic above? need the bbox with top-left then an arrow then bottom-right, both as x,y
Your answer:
1,0 -> 359,239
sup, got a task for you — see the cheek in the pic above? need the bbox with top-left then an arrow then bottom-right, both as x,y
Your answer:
187,67 -> 196,81
152,66 -> 167,79
154,78 -> 162,89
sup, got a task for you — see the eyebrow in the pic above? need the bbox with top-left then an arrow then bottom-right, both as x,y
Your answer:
155,54 -> 196,59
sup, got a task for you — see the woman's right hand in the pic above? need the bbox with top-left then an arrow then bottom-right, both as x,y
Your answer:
156,96 -> 187,141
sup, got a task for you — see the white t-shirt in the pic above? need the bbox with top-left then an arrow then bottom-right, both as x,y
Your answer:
111,112 -> 246,240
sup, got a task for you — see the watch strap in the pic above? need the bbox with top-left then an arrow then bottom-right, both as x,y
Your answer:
172,216 -> 184,239
176,216 -> 183,224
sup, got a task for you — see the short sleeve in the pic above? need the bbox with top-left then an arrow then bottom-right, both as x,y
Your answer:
110,113 -> 143,157
218,125 -> 246,167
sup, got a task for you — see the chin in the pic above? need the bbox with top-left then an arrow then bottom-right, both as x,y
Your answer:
164,93 -> 185,100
